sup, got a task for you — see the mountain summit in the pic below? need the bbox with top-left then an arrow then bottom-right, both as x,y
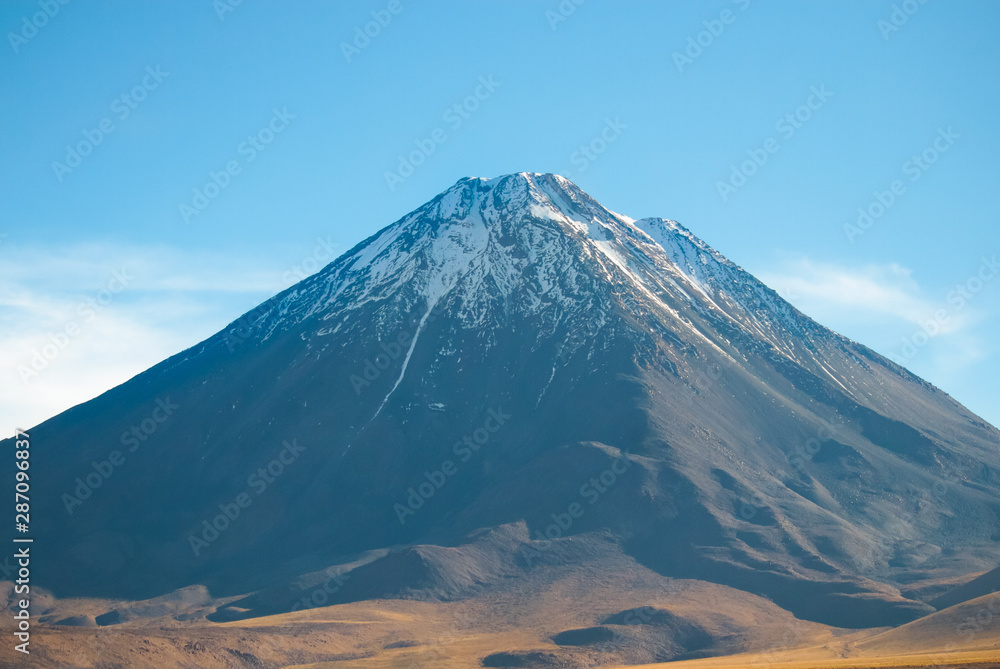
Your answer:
15,173 -> 1000,633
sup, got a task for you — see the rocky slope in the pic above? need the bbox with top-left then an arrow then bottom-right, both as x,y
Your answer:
7,173 -> 999,633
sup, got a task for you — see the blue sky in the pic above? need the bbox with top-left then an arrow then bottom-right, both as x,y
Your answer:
2,0 -> 998,430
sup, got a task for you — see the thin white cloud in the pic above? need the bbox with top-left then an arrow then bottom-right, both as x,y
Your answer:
0,311 -> 191,432
0,239 -> 340,432
756,256 -> 990,378
758,258 -> 976,335
0,242 -> 295,295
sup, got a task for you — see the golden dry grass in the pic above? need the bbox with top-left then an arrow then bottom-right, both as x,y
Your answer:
616,593 -> 1000,669
615,649 -> 1000,669
1,581 -> 994,668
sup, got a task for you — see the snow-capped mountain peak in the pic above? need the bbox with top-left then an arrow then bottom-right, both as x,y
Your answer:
23,173 -> 1000,635
229,174 -> 816,369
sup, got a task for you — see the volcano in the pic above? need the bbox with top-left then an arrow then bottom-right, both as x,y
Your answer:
11,173 -> 1000,640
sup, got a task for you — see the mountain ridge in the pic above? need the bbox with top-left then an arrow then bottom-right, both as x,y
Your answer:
7,173 -> 999,635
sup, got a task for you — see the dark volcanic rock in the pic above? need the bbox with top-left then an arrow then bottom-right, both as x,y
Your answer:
95,610 -> 125,626
551,626 -> 616,646
54,615 -> 98,627
482,650 -> 571,667
6,173 -> 999,630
